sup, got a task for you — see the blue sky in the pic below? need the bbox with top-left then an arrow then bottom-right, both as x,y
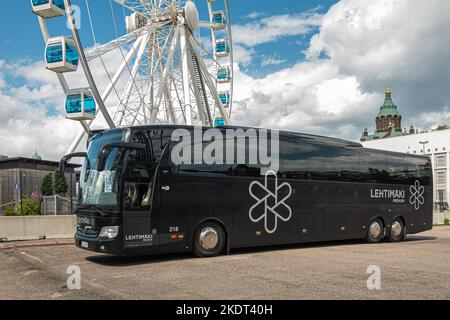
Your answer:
0,0 -> 337,76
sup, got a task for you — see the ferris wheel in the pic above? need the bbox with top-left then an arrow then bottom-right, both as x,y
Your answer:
31,0 -> 234,154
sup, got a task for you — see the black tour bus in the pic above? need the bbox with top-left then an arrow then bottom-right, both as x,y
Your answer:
61,125 -> 433,257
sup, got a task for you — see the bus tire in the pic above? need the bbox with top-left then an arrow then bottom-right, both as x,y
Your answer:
367,219 -> 384,243
193,221 -> 226,258
388,218 -> 405,242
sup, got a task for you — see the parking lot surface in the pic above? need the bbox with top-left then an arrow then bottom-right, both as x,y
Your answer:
1,227 -> 449,300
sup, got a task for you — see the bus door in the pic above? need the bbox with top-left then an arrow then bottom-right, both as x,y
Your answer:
157,143 -> 189,253
122,133 -> 158,250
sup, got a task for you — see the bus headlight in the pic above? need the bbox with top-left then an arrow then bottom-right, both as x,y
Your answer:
99,226 -> 119,239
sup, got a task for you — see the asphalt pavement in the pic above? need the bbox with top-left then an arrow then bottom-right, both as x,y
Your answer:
1,227 -> 449,300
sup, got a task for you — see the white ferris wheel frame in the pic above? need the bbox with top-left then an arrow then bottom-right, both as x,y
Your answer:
34,0 -> 234,154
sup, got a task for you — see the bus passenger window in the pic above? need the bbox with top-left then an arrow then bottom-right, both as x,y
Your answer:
124,164 -> 154,211
323,146 -> 362,182
387,155 -> 409,184
360,152 -> 388,184
280,142 -> 326,180
178,141 -> 233,176
406,157 -> 432,186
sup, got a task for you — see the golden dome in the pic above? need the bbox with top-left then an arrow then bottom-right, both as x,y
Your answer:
385,87 -> 392,97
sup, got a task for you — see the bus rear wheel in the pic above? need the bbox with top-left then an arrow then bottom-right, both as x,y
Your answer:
388,218 -> 405,242
367,219 -> 384,243
193,221 -> 226,258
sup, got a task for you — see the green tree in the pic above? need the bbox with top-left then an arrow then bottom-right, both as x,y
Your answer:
436,125 -> 449,131
53,171 -> 68,195
40,171 -> 68,196
40,173 -> 54,196
21,197 -> 41,216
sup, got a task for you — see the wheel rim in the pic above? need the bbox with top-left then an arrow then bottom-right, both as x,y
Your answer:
391,221 -> 403,238
199,227 -> 219,250
369,221 -> 382,239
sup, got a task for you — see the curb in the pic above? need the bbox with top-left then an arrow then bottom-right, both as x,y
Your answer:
0,239 -> 75,250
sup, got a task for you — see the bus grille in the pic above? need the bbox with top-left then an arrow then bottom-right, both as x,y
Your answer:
77,227 -> 99,238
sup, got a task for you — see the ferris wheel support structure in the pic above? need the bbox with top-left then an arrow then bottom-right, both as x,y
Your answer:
32,0 -> 234,155
63,0 -> 116,129
114,35 -> 150,125
67,35 -> 149,154
188,32 -> 230,124
180,26 -> 192,125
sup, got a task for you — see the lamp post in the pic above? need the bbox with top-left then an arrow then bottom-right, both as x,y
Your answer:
419,141 -> 429,155
19,169 -> 23,214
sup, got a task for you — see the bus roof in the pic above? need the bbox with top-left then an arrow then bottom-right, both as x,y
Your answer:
116,124 -> 362,148
97,125 -> 430,160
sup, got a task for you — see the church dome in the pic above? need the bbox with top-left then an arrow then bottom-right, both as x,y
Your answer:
377,87 -> 401,118
31,152 -> 42,161
361,86 -> 408,142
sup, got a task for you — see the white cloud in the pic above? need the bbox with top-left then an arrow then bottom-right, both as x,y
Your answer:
232,60 -> 380,139
231,0 -> 450,141
0,60 -> 6,88
233,45 -> 255,67
0,47 -> 130,160
261,57 -> 287,67
233,11 -> 323,48
244,12 -> 266,20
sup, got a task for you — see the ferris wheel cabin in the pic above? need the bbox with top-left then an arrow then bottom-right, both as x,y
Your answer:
217,66 -> 232,83
211,11 -> 227,30
219,91 -> 231,107
126,12 -> 148,33
216,39 -> 231,57
31,0 -> 65,19
65,89 -> 96,121
214,117 -> 225,127
45,37 -> 79,73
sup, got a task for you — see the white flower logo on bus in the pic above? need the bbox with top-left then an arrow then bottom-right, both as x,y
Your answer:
249,171 -> 293,234
410,180 -> 425,210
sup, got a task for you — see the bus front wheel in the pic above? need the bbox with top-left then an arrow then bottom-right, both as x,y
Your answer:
367,219 -> 384,243
193,221 -> 226,258
388,218 -> 405,242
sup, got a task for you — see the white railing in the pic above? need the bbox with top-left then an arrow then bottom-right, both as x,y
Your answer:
0,201 -> 20,209
41,195 -> 77,216
0,201 -> 22,215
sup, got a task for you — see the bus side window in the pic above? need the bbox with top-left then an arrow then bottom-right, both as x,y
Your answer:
229,138 -> 264,177
124,162 -> 153,211
360,151 -> 388,184
280,141 -> 326,181
406,157 -> 432,186
323,147 -> 362,182
159,143 -> 176,174
387,155 -> 409,184
178,141 -> 232,176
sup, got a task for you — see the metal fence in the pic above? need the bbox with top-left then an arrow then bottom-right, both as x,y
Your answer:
0,201 -> 21,216
41,195 -> 77,215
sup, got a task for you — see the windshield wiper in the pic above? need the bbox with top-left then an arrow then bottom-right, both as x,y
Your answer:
78,205 -> 109,217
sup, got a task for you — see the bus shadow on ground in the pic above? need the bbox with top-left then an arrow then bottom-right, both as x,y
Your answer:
85,234 -> 436,267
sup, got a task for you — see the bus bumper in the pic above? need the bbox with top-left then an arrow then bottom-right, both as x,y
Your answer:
75,234 -> 122,255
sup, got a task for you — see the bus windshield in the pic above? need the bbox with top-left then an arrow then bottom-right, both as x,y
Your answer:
79,130 -> 128,207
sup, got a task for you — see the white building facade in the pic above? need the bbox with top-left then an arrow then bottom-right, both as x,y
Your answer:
362,129 -> 450,206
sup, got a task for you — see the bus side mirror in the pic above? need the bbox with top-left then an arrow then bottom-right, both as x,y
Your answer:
59,152 -> 87,177
97,143 -> 146,172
